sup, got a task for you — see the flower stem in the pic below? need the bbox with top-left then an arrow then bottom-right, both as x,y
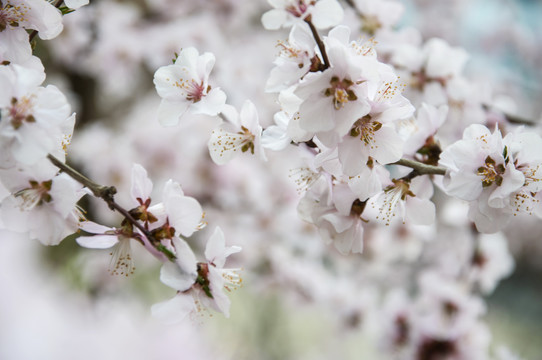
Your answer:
305,18 -> 330,69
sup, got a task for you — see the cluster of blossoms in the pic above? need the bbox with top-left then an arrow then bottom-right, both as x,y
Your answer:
0,0 -> 241,321
146,0 -> 539,357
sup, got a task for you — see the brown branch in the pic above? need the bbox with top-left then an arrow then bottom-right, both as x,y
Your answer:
47,154 -> 161,251
305,18 -> 330,70
393,158 -> 447,176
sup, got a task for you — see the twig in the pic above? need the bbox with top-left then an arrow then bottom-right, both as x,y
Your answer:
47,154 -> 159,247
305,18 -> 330,69
393,158 -> 447,176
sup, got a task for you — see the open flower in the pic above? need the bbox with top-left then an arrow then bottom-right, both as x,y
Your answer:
152,227 -> 241,323
153,47 -> 226,126
208,101 -> 265,165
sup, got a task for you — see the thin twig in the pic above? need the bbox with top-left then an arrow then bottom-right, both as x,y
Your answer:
393,158 -> 447,176
305,18 -> 330,69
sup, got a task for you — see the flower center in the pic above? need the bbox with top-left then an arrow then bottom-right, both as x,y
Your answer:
376,179 -> 414,225
285,0 -> 315,17
14,180 -> 52,210
174,77 -> 209,103
350,115 -> 382,147
8,96 -> 35,129
325,76 -> 358,110
477,156 -> 505,187
211,125 -> 256,159
0,1 -> 28,32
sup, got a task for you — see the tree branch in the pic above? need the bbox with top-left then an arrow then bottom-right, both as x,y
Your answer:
305,18 -> 330,69
47,154 -> 163,252
393,158 -> 447,176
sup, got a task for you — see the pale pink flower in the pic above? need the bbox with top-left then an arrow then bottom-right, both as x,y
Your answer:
208,101 -> 265,165
153,47 -> 226,126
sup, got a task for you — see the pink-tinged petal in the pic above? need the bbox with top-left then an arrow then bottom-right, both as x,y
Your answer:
299,95 -> 335,132
151,293 -> 195,325
349,166 -> 387,201
204,227 -> 241,268
130,164 -> 153,203
166,195 -> 203,237
160,261 -> 196,292
443,172 -> 482,201
239,100 -> 260,133
25,0 -> 63,40
174,47 -> 200,70
79,221 -> 112,234
208,266 -> 231,317
312,0 -> 344,29
76,235 -> 119,249
338,137 -> 367,176
327,25 -> 351,46
333,220 -> 363,255
190,87 -> 226,116
405,197 -> 435,225
332,183 -> 358,216
157,99 -> 189,127
371,126 -> 404,165
153,65 -> 192,101
50,174 -> 82,218
171,236 -> 198,275
261,9 -> 288,30
321,213 -> 354,233
195,51 -> 215,81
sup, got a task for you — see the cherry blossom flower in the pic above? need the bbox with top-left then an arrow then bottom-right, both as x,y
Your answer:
368,175 -> 436,226
0,170 -> 84,245
292,35 -> 373,140
77,221 -> 138,277
0,64 -> 74,168
208,101 -> 265,165
439,124 -> 533,232
265,23 -> 316,93
152,227 -> 241,323
153,47 -> 226,126
0,0 -> 63,40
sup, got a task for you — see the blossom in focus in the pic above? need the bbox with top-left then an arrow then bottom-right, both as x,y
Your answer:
208,101 -> 265,165
153,47 -> 226,126
439,124 -> 542,232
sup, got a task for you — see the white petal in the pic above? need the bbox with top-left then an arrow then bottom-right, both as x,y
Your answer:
261,9 -> 288,30
151,293 -> 195,325
312,0 -> 344,29
130,164 -> 153,203
76,235 -> 118,249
